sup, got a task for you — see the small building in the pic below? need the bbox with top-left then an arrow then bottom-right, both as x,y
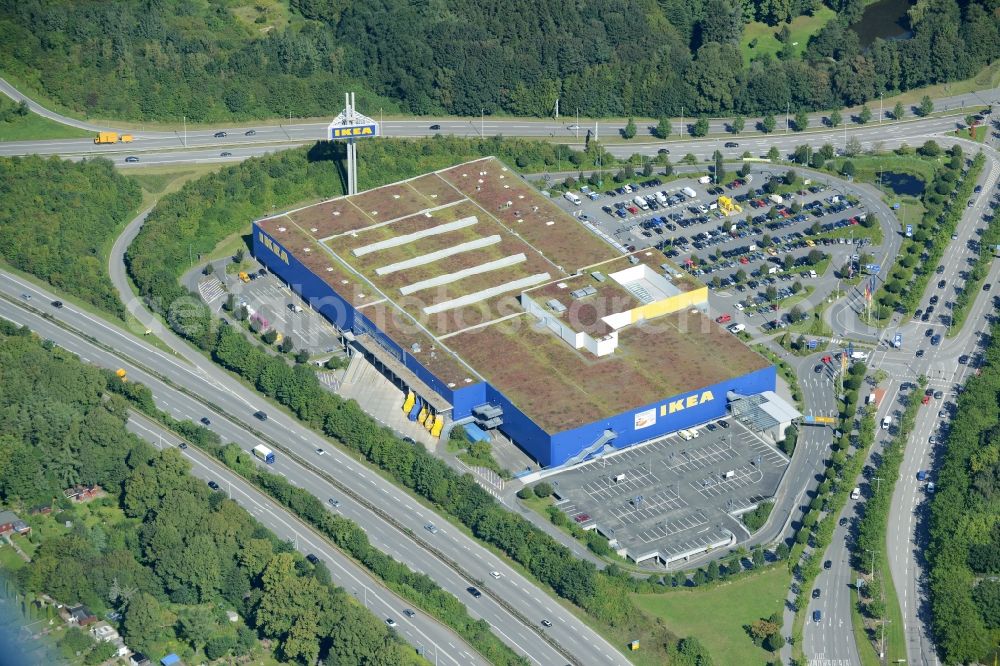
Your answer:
90,621 -> 120,643
727,390 -> 802,443
63,484 -> 103,503
129,652 -> 151,666
225,610 -> 239,623
160,654 -> 182,666
63,604 -> 97,627
0,510 -> 30,537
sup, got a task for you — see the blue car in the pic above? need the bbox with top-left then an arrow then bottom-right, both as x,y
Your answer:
813,610 -> 822,623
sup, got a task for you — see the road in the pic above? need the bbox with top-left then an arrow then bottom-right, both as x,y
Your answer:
0,268 -> 626,666
125,410 -> 485,666
1,75 -> 996,167
801,132 -> 1000,664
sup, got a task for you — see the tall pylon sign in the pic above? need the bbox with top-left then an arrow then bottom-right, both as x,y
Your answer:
328,92 -> 379,195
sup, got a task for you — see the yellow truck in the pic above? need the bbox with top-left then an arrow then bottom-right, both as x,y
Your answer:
94,132 -> 134,144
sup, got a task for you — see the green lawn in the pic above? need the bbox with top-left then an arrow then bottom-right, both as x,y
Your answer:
0,112 -> 90,142
632,566 -> 789,665
828,155 -> 939,189
952,125 -> 987,142
741,8 -> 836,65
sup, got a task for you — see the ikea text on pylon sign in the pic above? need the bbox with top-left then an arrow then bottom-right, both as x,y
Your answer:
329,124 -> 378,139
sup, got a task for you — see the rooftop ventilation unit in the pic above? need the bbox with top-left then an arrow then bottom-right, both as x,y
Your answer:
547,299 -> 567,313
591,271 -> 606,282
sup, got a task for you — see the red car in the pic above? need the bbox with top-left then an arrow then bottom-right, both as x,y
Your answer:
921,395 -> 931,405
574,513 -> 591,523
716,314 -> 732,324
739,256 -> 750,264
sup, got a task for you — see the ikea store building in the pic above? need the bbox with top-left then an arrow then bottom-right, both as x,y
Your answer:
252,157 -> 776,468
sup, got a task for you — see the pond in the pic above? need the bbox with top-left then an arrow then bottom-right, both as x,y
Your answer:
851,0 -> 915,48
881,171 -> 925,196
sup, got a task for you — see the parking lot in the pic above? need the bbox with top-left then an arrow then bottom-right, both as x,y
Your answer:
556,171 -> 878,332
195,260 -> 344,356
546,417 -> 788,566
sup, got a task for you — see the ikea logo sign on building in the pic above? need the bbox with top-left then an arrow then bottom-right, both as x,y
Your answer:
661,390 -> 714,416
258,232 -> 289,264
329,124 -> 378,139
632,390 -> 716,431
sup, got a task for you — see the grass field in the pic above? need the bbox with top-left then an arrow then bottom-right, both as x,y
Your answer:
127,162 -> 228,208
632,566 -> 789,665
828,155 -> 938,189
952,125 -> 988,142
741,8 -> 837,65
0,111 -> 90,142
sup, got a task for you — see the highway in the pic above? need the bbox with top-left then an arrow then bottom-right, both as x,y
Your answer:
125,410 -> 485,666
0,269 -> 625,666
1,75 -> 996,167
801,133 -> 1000,664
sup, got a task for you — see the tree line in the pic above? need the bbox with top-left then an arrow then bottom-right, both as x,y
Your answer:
0,156 -> 141,318
107,377 -> 531,666
876,146 -> 985,317
1,0 -> 995,121
0,320 -> 420,665
927,321 -> 1000,662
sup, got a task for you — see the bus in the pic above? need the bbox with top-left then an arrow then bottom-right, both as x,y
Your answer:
252,444 -> 275,464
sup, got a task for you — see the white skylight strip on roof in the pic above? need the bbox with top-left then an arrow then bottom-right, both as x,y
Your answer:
351,215 -> 478,257
399,253 -> 527,295
422,273 -> 551,315
375,235 -> 501,276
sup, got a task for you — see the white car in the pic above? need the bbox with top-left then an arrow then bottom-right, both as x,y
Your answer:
490,570 -> 502,579
385,618 -> 397,628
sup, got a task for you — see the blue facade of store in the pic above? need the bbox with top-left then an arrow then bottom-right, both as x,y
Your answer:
253,223 -> 776,468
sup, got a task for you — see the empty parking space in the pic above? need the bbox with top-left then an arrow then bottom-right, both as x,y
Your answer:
545,417 -> 788,565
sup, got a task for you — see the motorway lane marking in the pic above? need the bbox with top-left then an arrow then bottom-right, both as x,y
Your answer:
16,298 -> 622,665
131,420 -> 473,665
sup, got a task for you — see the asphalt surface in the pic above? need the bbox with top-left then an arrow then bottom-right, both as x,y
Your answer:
125,410 -> 485,666
0,267 -> 626,666
1,75 -> 996,166
801,134 -> 1000,665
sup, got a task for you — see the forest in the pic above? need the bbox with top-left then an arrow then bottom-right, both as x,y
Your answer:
927,321 -> 1000,662
0,320 -> 418,665
0,155 -> 141,318
0,0 -> 995,121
